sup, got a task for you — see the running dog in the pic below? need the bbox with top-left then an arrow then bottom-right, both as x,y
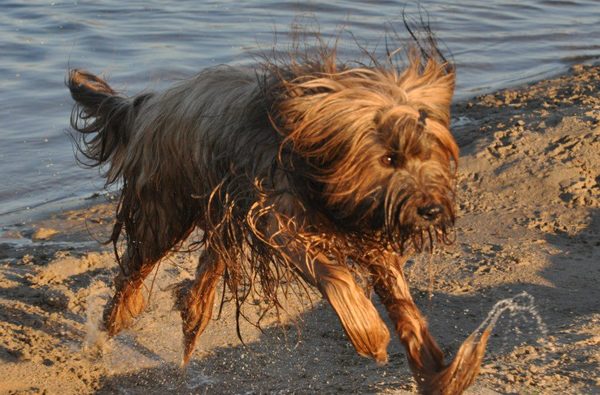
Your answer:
68,28 -> 489,394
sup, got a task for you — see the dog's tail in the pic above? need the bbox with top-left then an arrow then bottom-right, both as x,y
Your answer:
67,69 -> 149,183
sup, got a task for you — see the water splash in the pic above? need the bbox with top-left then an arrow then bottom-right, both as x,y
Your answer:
83,281 -> 110,356
180,364 -> 216,391
437,291 -> 550,390
472,291 -> 547,344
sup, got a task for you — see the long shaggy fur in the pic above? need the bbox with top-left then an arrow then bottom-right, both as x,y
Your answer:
68,27 -> 488,394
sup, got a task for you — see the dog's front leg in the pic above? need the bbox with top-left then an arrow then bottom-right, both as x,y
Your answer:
296,252 -> 390,364
370,253 -> 490,395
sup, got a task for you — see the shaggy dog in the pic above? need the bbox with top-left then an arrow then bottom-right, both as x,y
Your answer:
68,28 -> 489,394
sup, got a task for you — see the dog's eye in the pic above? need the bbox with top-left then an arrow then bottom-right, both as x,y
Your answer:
418,109 -> 428,125
380,155 -> 395,167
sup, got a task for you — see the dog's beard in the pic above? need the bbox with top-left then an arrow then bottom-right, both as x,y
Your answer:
324,181 -> 456,254
320,202 -> 455,255
385,206 -> 455,254
385,187 -> 455,253
394,221 -> 455,254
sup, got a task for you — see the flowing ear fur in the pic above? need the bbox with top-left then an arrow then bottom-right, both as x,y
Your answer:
270,41 -> 457,168
398,50 -> 456,127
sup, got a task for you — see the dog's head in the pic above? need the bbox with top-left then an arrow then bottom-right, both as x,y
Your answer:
272,46 -> 458,252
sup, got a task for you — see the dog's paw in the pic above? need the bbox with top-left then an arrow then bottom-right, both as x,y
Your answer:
425,328 -> 491,395
102,284 -> 147,336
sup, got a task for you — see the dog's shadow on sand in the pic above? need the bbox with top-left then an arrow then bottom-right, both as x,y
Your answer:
95,300 -> 414,394
95,208 -> 599,394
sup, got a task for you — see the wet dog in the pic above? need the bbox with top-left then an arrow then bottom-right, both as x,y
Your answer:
68,28 -> 489,394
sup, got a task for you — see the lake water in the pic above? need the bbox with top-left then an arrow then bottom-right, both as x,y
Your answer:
1,0 -> 598,227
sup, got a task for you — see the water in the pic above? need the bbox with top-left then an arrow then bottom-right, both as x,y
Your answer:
472,291 -> 548,343
1,0 -> 598,227
83,281 -> 111,364
443,291 -> 550,384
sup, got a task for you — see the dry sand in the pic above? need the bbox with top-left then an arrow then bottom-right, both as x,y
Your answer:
1,64 -> 598,394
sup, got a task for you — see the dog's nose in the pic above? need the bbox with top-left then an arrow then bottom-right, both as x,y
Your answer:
417,204 -> 443,221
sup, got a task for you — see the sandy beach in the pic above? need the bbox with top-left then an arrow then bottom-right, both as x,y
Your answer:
1,64 -> 598,394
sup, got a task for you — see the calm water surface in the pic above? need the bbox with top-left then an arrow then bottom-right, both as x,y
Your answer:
1,0 -> 598,226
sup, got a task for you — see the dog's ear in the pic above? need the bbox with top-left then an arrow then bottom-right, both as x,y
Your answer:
396,52 -> 455,128
275,71 -> 386,163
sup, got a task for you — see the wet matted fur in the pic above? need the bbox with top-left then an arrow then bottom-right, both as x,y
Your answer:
68,27 -> 489,394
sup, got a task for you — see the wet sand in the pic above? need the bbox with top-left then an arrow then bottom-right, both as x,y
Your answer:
1,64 -> 598,394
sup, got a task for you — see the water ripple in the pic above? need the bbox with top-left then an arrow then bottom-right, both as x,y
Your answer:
0,0 -> 598,226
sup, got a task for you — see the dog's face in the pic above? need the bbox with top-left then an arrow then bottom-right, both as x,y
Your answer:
277,56 -> 458,251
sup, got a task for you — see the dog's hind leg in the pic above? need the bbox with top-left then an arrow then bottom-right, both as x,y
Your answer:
103,248 -> 162,336
296,253 -> 391,364
370,253 -> 490,395
175,249 -> 225,366
103,195 -> 197,336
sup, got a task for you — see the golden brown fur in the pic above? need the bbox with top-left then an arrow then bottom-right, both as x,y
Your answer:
68,29 -> 488,394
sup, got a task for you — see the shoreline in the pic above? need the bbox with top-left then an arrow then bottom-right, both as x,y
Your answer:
2,60 -> 598,231
1,65 -> 599,394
